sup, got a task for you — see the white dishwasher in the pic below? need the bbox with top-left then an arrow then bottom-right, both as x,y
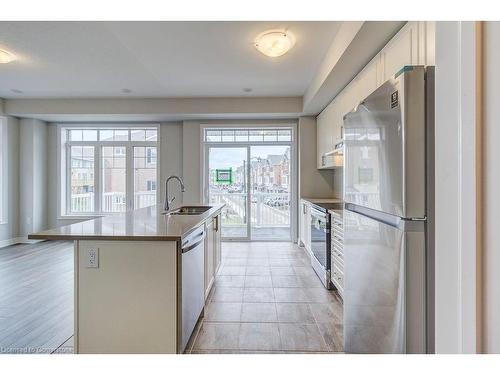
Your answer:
181,226 -> 205,352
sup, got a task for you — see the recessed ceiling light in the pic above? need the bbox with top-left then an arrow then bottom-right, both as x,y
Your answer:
254,30 -> 295,58
0,49 -> 16,64
121,88 -> 132,94
11,89 -> 23,94
243,88 -> 253,93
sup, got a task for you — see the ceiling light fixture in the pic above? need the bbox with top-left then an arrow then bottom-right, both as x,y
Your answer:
0,49 -> 16,64
254,30 -> 295,57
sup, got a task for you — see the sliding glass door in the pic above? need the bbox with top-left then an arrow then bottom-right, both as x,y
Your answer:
250,145 -> 291,240
207,147 -> 249,239
204,128 -> 294,241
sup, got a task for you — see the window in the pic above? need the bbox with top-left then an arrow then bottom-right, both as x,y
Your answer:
102,146 -> 126,212
63,127 -> 159,215
133,146 -> 157,209
147,180 -> 156,191
146,147 -> 157,165
204,128 -> 292,143
70,146 -> 95,213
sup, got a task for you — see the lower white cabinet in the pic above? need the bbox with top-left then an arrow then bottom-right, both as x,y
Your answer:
213,214 -> 222,275
204,213 -> 222,300
299,200 -> 311,253
330,211 -> 344,298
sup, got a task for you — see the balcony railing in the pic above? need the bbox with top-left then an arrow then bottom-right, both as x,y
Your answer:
71,191 -> 156,213
209,191 -> 290,228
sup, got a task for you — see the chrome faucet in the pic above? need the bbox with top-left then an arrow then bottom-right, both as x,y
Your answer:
164,175 -> 186,212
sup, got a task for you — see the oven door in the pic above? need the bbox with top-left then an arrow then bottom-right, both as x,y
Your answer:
310,207 -> 330,270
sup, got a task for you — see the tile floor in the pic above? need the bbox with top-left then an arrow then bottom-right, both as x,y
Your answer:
186,242 -> 344,354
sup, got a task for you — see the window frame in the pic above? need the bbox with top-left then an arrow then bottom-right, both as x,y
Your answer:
60,124 -> 160,217
204,128 -> 293,144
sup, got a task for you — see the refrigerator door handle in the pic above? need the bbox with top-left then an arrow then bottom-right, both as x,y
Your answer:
345,203 -> 425,232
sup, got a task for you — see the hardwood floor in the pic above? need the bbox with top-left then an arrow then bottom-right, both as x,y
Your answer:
0,241 -> 74,354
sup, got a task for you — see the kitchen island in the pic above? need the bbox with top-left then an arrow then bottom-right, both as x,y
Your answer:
28,204 -> 224,354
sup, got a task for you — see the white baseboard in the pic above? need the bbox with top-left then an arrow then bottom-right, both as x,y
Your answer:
0,236 -> 44,249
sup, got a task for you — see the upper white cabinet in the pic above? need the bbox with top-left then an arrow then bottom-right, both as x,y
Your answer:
380,21 -> 435,81
316,21 -> 435,170
357,59 -> 378,104
380,22 -> 419,82
316,106 -> 334,169
316,50 -> 378,169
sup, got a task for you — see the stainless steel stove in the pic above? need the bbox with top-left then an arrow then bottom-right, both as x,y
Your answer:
309,202 -> 342,289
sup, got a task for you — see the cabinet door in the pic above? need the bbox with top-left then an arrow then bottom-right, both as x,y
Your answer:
331,101 -> 342,145
299,201 -> 308,246
316,113 -> 325,168
299,202 -> 305,244
357,59 -> 378,103
204,219 -> 215,299
213,214 -> 222,274
305,204 -> 311,251
341,79 -> 358,120
380,22 -> 418,82
316,109 -> 334,168
337,91 -> 354,139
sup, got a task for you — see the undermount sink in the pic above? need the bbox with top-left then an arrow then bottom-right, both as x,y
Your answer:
164,206 -> 212,215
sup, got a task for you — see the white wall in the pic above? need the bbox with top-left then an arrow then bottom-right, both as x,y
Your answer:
19,118 -> 49,235
4,96 -> 303,122
159,122 -> 183,210
483,21 -> 500,354
182,121 -> 202,204
332,169 -> 343,198
33,121 -> 48,232
434,21 -> 479,353
297,116 -> 336,199
47,123 -> 59,228
0,117 -> 20,244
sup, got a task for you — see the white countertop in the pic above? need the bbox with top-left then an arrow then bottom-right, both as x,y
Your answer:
301,197 -> 343,204
28,204 -> 224,242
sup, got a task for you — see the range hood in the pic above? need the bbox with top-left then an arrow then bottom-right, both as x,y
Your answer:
324,141 -> 344,156
321,141 -> 344,169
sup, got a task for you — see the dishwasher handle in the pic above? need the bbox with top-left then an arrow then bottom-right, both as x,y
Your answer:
182,229 -> 205,253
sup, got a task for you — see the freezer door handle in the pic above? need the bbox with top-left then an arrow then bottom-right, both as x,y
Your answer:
345,203 -> 425,232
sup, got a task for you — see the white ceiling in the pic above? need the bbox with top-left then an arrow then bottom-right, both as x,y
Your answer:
0,21 -> 341,99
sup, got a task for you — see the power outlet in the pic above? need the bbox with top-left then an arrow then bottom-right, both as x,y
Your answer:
87,248 -> 99,268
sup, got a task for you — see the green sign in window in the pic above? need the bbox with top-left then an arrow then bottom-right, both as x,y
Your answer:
215,169 -> 232,184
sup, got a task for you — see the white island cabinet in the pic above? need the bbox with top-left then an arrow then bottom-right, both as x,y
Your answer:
204,213 -> 221,299
28,204 -> 224,354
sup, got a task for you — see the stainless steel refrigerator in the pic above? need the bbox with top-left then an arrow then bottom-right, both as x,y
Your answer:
343,66 -> 434,354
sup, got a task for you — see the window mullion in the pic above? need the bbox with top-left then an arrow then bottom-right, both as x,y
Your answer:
66,143 -> 71,215
127,145 -> 134,211
95,146 -> 101,213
